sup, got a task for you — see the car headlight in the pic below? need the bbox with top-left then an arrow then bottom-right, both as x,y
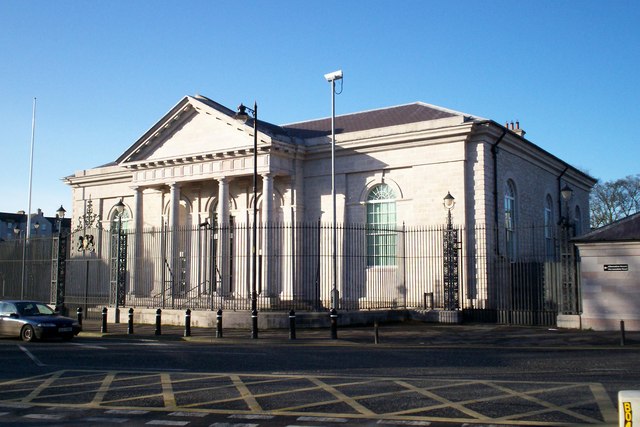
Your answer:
38,323 -> 57,327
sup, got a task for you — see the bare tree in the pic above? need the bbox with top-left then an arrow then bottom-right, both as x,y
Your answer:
590,174 -> 640,228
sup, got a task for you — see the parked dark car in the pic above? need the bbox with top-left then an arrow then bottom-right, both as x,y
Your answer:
0,300 -> 81,341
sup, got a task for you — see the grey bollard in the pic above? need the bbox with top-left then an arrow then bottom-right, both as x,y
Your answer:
289,309 -> 296,340
330,308 -> 338,339
128,308 -> 134,334
216,309 -> 223,338
184,309 -> 191,337
101,307 -> 108,333
374,321 -> 379,344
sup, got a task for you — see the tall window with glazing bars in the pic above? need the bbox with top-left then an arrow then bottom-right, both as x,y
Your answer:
504,180 -> 517,260
366,184 -> 397,266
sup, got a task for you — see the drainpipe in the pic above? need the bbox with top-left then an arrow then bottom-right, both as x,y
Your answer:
557,166 -> 569,218
491,127 -> 507,255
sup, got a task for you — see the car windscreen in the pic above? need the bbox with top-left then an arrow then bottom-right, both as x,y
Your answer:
15,302 -> 55,316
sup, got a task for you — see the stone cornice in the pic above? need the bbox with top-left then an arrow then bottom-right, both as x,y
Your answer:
305,122 -> 474,159
122,139 -> 300,167
471,122 -> 596,189
127,143 -> 300,186
63,162 -> 132,186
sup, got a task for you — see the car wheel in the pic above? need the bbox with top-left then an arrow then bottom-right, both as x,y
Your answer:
21,325 -> 35,342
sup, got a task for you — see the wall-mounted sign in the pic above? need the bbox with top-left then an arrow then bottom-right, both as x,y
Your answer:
603,264 -> 629,272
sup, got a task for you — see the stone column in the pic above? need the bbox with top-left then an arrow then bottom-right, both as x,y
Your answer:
169,182 -> 180,231
130,187 -> 142,296
169,182 -> 181,298
216,177 -> 230,296
261,173 -> 273,297
289,155 -> 305,302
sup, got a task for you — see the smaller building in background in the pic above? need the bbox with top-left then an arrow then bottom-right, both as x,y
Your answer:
573,212 -> 640,331
0,209 -> 70,241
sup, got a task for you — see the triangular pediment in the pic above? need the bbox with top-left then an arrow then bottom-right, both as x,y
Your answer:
117,96 -> 273,166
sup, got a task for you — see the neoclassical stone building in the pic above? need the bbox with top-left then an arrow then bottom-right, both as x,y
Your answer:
64,94 -> 595,316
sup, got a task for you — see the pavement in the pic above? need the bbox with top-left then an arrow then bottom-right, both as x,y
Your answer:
78,318 -> 640,348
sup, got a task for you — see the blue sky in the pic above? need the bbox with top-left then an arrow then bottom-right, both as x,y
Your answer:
1,0 -> 638,217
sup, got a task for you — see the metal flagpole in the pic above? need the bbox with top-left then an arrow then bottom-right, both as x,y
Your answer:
20,98 -> 36,298
26,98 -> 36,240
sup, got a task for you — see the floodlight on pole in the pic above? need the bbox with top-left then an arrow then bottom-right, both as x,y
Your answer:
324,69 -> 342,312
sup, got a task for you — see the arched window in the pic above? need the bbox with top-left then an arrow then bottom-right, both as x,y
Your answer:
504,180 -> 517,260
366,184 -> 397,266
110,209 -> 131,231
109,204 -> 130,307
574,206 -> 583,235
544,195 -> 554,257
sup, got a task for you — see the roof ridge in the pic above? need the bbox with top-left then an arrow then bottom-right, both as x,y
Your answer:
576,211 -> 640,242
590,211 -> 640,233
281,101 -> 453,127
413,101 -> 484,120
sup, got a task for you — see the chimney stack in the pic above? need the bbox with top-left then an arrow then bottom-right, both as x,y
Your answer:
505,120 -> 526,137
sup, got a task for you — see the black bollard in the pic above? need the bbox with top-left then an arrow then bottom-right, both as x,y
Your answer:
128,308 -> 134,334
77,307 -> 83,327
374,321 -> 380,344
620,320 -> 626,346
216,309 -> 223,338
155,309 -> 162,336
184,309 -> 191,337
251,309 -> 259,339
330,308 -> 338,339
101,307 -> 108,333
289,309 -> 296,340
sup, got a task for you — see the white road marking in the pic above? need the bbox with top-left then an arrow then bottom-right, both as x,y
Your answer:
18,345 -> 45,367
85,416 -> 130,424
70,342 -> 108,350
0,403 -> 32,409
211,423 -> 258,427
145,420 -> 190,426
24,413 -> 65,420
105,409 -> 150,415
296,416 -> 348,423
229,414 -> 275,420
169,411 -> 207,417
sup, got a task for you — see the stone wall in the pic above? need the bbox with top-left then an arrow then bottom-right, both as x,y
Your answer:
576,241 -> 640,331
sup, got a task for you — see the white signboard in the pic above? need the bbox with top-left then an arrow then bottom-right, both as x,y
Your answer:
620,390 -> 640,426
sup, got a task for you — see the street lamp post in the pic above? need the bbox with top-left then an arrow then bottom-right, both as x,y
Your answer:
443,192 -> 460,311
235,102 -> 259,339
12,225 -> 25,299
559,184 -> 577,314
324,69 -> 343,311
114,199 -> 126,323
52,205 -> 67,314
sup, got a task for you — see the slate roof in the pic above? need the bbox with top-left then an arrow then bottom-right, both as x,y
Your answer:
574,212 -> 640,243
0,212 -> 28,223
282,102 -> 469,139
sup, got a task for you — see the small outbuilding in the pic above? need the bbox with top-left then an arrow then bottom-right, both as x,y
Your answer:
573,212 -> 640,331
